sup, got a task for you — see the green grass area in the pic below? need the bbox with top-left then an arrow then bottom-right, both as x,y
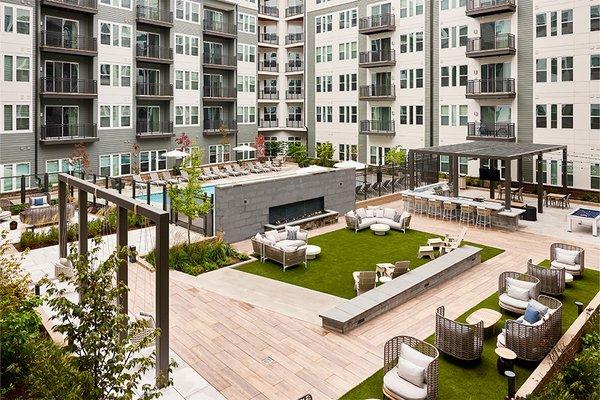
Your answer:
340,262 -> 600,400
236,228 -> 504,299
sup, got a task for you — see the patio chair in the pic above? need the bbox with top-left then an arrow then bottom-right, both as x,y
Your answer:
435,306 -> 483,361
353,271 -> 377,295
210,166 -> 228,178
381,179 -> 392,192
550,243 -> 584,277
247,162 -> 263,173
266,160 -> 282,171
498,271 -> 540,314
179,170 -> 190,182
224,164 -> 241,176
364,182 -> 374,193
0,207 -> 11,222
54,257 -> 75,279
130,312 -> 156,348
371,181 -> 382,193
390,261 -> 410,278
233,163 -> 251,175
562,193 -> 571,209
253,161 -> 270,173
149,172 -> 166,186
355,183 -> 365,195
161,171 -> 180,185
201,168 -> 218,179
383,336 -> 439,400
440,227 -> 467,254
527,259 -> 565,296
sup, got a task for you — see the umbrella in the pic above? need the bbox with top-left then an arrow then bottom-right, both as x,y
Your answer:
163,149 -> 189,158
233,144 -> 256,152
333,160 -> 366,170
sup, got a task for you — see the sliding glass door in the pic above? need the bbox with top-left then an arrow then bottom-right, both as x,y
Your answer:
45,106 -> 79,138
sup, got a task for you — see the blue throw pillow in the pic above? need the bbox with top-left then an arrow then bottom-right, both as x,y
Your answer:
33,197 -> 44,206
524,305 -> 541,324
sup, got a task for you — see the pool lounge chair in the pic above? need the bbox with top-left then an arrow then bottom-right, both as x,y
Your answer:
132,174 -> 148,189
260,161 -> 276,172
210,166 -> 228,178
265,160 -> 282,171
149,172 -> 166,186
252,161 -> 269,173
224,164 -> 241,176
355,183 -> 365,196
179,170 -> 190,182
161,171 -> 180,184
247,162 -> 263,173
201,168 -> 218,180
233,164 -> 251,175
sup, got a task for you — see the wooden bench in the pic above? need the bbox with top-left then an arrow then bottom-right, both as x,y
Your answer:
319,245 -> 482,333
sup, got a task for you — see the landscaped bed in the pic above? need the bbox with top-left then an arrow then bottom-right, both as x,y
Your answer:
340,262 -> 600,400
236,228 -> 504,299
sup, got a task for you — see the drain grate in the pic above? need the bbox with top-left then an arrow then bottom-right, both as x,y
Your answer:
261,356 -> 275,365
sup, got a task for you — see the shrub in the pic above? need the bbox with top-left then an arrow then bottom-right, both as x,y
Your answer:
581,192 -> 599,203
10,203 -> 28,215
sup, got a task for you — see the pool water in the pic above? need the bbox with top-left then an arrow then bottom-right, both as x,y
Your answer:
135,184 -> 215,204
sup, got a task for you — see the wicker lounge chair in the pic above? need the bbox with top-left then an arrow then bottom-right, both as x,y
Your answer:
550,242 -> 584,277
353,271 -> 377,295
527,259 -> 565,295
497,295 -> 563,361
383,336 -> 439,400
435,306 -> 483,361
149,172 -> 166,186
233,164 -> 251,175
498,271 -> 540,314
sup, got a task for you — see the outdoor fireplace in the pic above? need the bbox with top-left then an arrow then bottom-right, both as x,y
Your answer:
269,197 -> 325,225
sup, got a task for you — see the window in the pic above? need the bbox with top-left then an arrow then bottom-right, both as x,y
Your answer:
338,144 -> 357,161
459,105 -> 468,126
551,58 -> 558,82
550,11 -> 557,36
2,104 -> 29,132
316,106 -> 333,123
3,56 -> 11,81
315,14 -> 332,33
550,104 -> 558,128
566,162 -> 573,186
561,56 -> 573,81
99,63 -> 130,87
399,106 -> 408,124
139,150 -> 166,173
536,105 -> 547,128
237,106 -> 256,123
441,28 -> 449,48
1,163 -> 30,193
591,104 -> 600,129
99,105 -> 131,128
339,73 -> 357,91
536,59 -> 547,82
459,26 -> 468,46
237,75 -> 256,92
591,164 -> 600,189
415,0 -> 424,15
338,106 -> 357,123
4,6 -> 13,32
591,55 -> 600,80
339,9 -> 357,29
439,155 -> 449,173
338,42 -> 357,60
561,104 -> 573,128
99,153 -> 131,177
441,67 -> 449,87
175,106 -> 199,126
316,76 -> 332,92
238,13 -> 256,33
415,106 -> 423,125
16,8 -> 29,35
175,0 -> 200,23
208,144 -> 230,164
237,44 -> 256,63
441,105 -> 449,126
100,0 -> 131,9
561,9 -> 573,34
536,13 -> 547,37
592,5 -> 600,31
121,66 -> 131,87
99,21 -> 131,47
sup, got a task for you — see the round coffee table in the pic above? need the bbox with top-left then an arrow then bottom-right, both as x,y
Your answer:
466,308 -> 502,334
370,224 -> 390,235
304,245 -> 321,260
495,347 -> 516,375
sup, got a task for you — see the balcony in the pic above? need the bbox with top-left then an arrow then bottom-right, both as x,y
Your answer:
286,119 -> 304,128
258,61 -> 278,72
467,122 -> 516,141
203,86 -> 237,101
359,14 -> 395,34
466,33 -> 515,58
258,119 -> 279,128
259,33 -> 279,45
40,78 -> 97,98
136,83 -> 173,99
466,0 -> 516,17
203,19 -> 237,38
136,120 -> 174,139
359,85 -> 396,100
203,120 -> 237,135
285,33 -> 304,45
258,5 -> 279,18
359,50 -> 396,67
285,60 -> 303,72
359,120 -> 395,135
136,5 -> 173,27
40,123 -> 98,144
202,54 -> 237,70
41,0 -> 97,14
466,78 -> 516,99
40,31 -> 97,56
136,45 -> 173,64
258,90 -> 279,100
286,89 -> 303,100
285,5 -> 303,18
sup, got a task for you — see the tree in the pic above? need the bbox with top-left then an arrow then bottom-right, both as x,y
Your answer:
287,143 -> 310,167
255,134 -> 266,160
174,132 -> 192,149
131,143 -> 141,174
69,143 -> 91,175
265,141 -> 281,157
316,142 -> 334,166
385,146 -> 407,166
168,146 -> 212,243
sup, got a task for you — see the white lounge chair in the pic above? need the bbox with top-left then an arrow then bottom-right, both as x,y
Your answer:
149,172 -> 166,186
224,164 -> 241,176
201,168 -> 218,180
266,160 -> 282,171
161,171 -> 180,184
210,166 -> 228,178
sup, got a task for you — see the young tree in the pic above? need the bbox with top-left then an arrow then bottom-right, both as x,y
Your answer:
287,143 -> 310,167
69,143 -> 91,175
385,146 -> 407,166
265,141 -> 281,158
174,132 -> 192,150
168,146 -> 212,243
316,142 -> 334,166
255,134 -> 266,160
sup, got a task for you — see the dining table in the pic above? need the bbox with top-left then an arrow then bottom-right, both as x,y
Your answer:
546,193 -> 567,208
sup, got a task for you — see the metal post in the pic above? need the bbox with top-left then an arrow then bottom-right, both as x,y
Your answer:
162,185 -> 167,211
391,163 -> 395,194
518,157 -> 523,188
116,206 -> 128,315
575,301 -> 584,315
132,179 -> 136,199
490,159 -> 496,199
118,178 -> 123,194
20,175 -> 26,204
155,213 -> 169,387
505,371 -> 516,399
504,160 -> 512,209
452,155 -> 459,198
105,177 -> 109,206
363,167 -> 367,201
146,182 -> 151,205
58,180 -> 68,258
408,151 -> 415,190
537,155 -> 544,213
44,173 -> 49,193
562,148 -> 568,189
92,174 -> 97,207
78,189 -> 88,256
377,164 -> 382,197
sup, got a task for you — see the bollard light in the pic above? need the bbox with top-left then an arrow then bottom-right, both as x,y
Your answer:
575,301 -> 584,315
505,370 -> 516,399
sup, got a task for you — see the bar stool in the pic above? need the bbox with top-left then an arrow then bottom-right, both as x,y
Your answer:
402,194 -> 413,212
476,206 -> 492,230
460,204 -> 475,225
442,201 -> 457,221
428,199 -> 442,219
414,197 -> 427,215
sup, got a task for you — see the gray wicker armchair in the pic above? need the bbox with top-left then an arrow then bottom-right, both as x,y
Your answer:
250,237 -> 264,260
498,271 -> 540,314
435,306 -> 483,361
383,336 -> 439,400
499,295 -> 563,362
527,259 -> 565,295
550,243 -> 584,277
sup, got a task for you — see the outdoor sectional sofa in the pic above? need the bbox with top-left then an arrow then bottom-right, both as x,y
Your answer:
345,206 -> 411,233
19,194 -> 75,228
251,227 -> 308,271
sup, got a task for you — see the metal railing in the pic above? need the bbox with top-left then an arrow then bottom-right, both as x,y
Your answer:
359,50 -> 395,65
136,45 -> 173,61
285,5 -> 303,17
286,60 -> 303,72
40,31 -> 97,52
467,122 -> 515,139
359,14 -> 395,32
203,86 -> 236,98
259,4 -> 279,17
258,60 -> 278,72
203,19 -> 237,35
466,33 -> 515,53
258,90 -> 279,99
40,78 -> 97,95
285,33 -> 303,44
136,120 -> 173,135
359,84 -> 395,98
202,53 -> 237,67
286,119 -> 304,128
259,33 -> 279,44
136,5 -> 173,24
136,83 -> 173,97
203,120 -> 237,133
286,89 -> 303,99
42,0 -> 97,10
359,120 -> 395,134
41,123 -> 97,141
466,0 -> 516,12
466,78 -> 515,95
258,119 -> 278,128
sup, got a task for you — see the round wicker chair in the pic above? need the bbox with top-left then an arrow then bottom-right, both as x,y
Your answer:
435,306 -> 483,361
498,271 -> 540,314
550,243 -> 584,277
527,259 -> 565,296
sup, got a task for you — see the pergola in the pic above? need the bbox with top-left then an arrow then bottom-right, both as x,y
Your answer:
407,141 -> 568,212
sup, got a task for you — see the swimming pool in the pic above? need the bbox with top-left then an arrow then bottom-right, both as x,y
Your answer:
135,184 -> 215,204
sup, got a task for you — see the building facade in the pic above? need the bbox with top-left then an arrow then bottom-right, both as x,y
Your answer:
0,0 -> 598,191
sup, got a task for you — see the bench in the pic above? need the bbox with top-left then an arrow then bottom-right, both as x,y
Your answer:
319,245 -> 482,333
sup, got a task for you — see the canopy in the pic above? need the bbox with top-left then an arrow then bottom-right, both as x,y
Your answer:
333,160 -> 366,170
163,150 -> 189,158
233,145 -> 256,152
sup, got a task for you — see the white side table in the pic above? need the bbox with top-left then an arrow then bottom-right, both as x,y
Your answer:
370,223 -> 390,235
304,245 -> 321,260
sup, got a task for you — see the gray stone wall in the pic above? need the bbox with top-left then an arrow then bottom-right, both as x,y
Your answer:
214,168 -> 356,242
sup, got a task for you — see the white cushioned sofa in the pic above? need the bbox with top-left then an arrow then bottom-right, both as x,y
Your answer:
345,206 -> 411,233
251,226 -> 308,271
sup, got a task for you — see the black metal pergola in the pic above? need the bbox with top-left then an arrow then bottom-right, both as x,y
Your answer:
57,173 -> 170,386
408,142 -> 568,212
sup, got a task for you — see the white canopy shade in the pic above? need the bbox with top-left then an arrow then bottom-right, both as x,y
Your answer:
163,150 -> 189,158
333,160 -> 366,170
233,144 -> 256,152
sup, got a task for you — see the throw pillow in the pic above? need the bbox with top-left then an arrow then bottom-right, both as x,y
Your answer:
396,356 -> 426,388
286,225 -> 300,240
264,230 -> 279,244
366,205 -> 380,211
555,248 -> 579,265
400,343 -> 434,369
506,277 -> 538,299
356,208 -> 367,219
523,305 -> 541,324
506,283 -> 530,301
375,209 -> 384,218
528,299 -> 549,316
393,211 -> 402,223
253,233 -> 262,242
365,209 -> 374,218
297,231 -> 308,241
33,197 -> 45,206
383,208 -> 396,220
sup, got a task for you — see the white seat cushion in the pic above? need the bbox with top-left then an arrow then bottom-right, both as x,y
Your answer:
383,369 -> 428,400
276,239 -> 305,248
499,293 -> 529,312
497,330 -> 506,348
383,207 -> 396,220
358,217 -> 377,229
551,260 -> 581,272
355,208 -> 367,219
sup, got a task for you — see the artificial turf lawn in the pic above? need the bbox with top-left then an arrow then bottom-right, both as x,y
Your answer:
340,262 -> 600,400
236,228 -> 504,299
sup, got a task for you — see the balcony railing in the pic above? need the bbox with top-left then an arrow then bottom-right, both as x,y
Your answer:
136,45 -> 173,62
286,119 -> 304,128
136,5 -> 173,25
286,89 -> 303,99
202,54 -> 237,68
466,0 -> 516,16
136,83 -> 173,97
259,5 -> 279,17
40,78 -> 97,96
359,14 -> 395,33
258,61 -> 278,72
258,90 -> 279,100
40,31 -> 97,53
285,33 -> 303,45
466,33 -> 515,57
41,0 -> 97,13
285,5 -> 303,17
359,84 -> 396,99
203,120 -> 237,134
285,60 -> 303,72
203,19 -> 237,36
466,78 -> 516,97
259,33 -> 279,45
203,86 -> 237,99
258,119 -> 278,128
40,123 -> 97,142
467,122 -> 516,140
359,120 -> 395,135
359,50 -> 396,66
136,120 -> 173,135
